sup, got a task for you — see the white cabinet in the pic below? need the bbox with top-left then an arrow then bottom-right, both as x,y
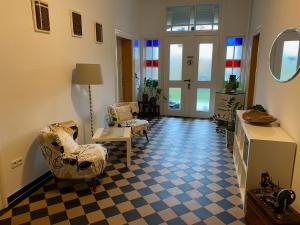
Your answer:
233,110 -> 296,209
214,92 -> 245,122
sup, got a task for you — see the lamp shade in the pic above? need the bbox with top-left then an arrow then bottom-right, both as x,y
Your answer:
74,63 -> 102,85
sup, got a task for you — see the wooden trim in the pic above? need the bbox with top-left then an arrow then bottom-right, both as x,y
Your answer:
247,33 -> 260,107
121,39 -> 133,102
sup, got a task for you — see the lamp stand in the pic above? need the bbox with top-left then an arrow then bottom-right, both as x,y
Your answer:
88,84 -> 94,137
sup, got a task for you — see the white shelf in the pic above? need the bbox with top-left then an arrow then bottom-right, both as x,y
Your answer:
236,111 -> 294,142
233,110 -> 297,211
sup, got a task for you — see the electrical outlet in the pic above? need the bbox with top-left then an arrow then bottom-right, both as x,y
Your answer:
10,157 -> 23,169
16,157 -> 23,166
11,160 -> 18,169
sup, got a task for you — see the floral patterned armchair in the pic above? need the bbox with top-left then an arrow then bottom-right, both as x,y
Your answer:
38,120 -> 107,190
108,102 -> 149,141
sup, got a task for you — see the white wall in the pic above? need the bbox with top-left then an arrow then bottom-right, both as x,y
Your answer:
0,0 -> 138,209
247,0 -> 300,210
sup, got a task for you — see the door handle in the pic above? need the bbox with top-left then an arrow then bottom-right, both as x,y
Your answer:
184,79 -> 191,82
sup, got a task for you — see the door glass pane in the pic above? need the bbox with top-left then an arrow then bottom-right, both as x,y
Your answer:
234,45 -> 243,60
153,47 -> 159,60
168,88 -> 181,110
145,47 -> 152,60
198,43 -> 213,81
152,67 -> 159,80
226,46 -> 234,59
196,88 -> 210,112
145,67 -> 152,79
224,68 -> 233,81
232,68 -> 241,78
169,44 -> 183,80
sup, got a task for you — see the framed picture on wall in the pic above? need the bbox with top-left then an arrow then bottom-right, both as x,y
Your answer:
31,0 -> 50,33
95,22 -> 103,44
71,11 -> 82,37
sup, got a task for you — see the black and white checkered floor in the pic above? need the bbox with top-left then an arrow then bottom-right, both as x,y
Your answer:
0,117 -> 245,225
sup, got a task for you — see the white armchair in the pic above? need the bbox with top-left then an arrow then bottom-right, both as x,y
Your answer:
38,120 -> 107,191
108,102 -> 149,141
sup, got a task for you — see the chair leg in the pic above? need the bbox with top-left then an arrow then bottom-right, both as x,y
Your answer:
91,178 -> 97,192
53,175 -> 59,186
144,130 -> 149,142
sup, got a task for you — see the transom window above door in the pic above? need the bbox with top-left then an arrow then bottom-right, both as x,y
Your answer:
166,4 -> 219,32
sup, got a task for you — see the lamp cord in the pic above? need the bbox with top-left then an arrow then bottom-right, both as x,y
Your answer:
88,84 -> 94,137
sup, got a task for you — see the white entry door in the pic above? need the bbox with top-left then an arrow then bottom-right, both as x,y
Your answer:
164,36 -> 218,118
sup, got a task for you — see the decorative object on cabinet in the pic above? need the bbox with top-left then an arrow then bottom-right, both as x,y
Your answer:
242,109 -> 277,125
248,104 -> 267,112
246,189 -> 300,225
95,22 -> 103,44
74,64 -> 103,137
71,11 -> 82,37
233,110 -> 297,210
270,28 -> 300,82
31,0 -> 50,33
258,172 -> 296,213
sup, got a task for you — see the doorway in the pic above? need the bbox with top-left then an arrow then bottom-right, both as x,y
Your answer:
247,33 -> 260,107
116,37 -> 133,102
164,36 -> 218,118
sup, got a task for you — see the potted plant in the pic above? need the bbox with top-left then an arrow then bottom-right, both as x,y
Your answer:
142,78 -> 164,104
211,97 -> 243,151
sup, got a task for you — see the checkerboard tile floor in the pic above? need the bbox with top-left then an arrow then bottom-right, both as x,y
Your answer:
0,117 -> 245,225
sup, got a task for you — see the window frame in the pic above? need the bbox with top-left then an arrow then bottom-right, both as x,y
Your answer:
224,36 -> 245,89
143,39 -> 160,82
165,4 -> 220,33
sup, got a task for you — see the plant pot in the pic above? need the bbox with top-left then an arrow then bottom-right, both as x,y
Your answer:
149,97 -> 157,106
142,93 -> 149,103
226,129 -> 234,152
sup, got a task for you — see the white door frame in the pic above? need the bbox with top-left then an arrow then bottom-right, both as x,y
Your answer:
163,34 -> 219,118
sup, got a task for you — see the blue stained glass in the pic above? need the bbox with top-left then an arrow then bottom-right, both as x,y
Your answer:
146,40 -> 152,47
134,40 -> 139,48
226,37 -> 243,46
153,39 -> 159,47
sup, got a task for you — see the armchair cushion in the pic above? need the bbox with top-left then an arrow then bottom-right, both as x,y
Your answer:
115,105 -> 133,122
56,128 -> 80,155
120,119 -> 149,136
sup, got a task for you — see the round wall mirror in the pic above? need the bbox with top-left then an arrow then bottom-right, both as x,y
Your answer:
270,28 -> 300,82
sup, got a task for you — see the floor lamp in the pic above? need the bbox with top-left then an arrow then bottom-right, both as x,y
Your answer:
74,63 -> 102,137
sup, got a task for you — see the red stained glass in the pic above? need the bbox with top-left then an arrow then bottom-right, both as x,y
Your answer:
146,60 -> 152,67
145,60 -> 159,67
153,60 -> 159,67
225,60 -> 241,68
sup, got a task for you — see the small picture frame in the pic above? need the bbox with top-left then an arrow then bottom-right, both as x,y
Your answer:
31,0 -> 50,33
71,11 -> 82,37
95,22 -> 103,44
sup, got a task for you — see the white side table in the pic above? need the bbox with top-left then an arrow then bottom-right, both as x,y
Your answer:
92,127 -> 132,167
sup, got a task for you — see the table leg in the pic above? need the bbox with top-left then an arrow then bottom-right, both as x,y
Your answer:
126,139 -> 132,167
